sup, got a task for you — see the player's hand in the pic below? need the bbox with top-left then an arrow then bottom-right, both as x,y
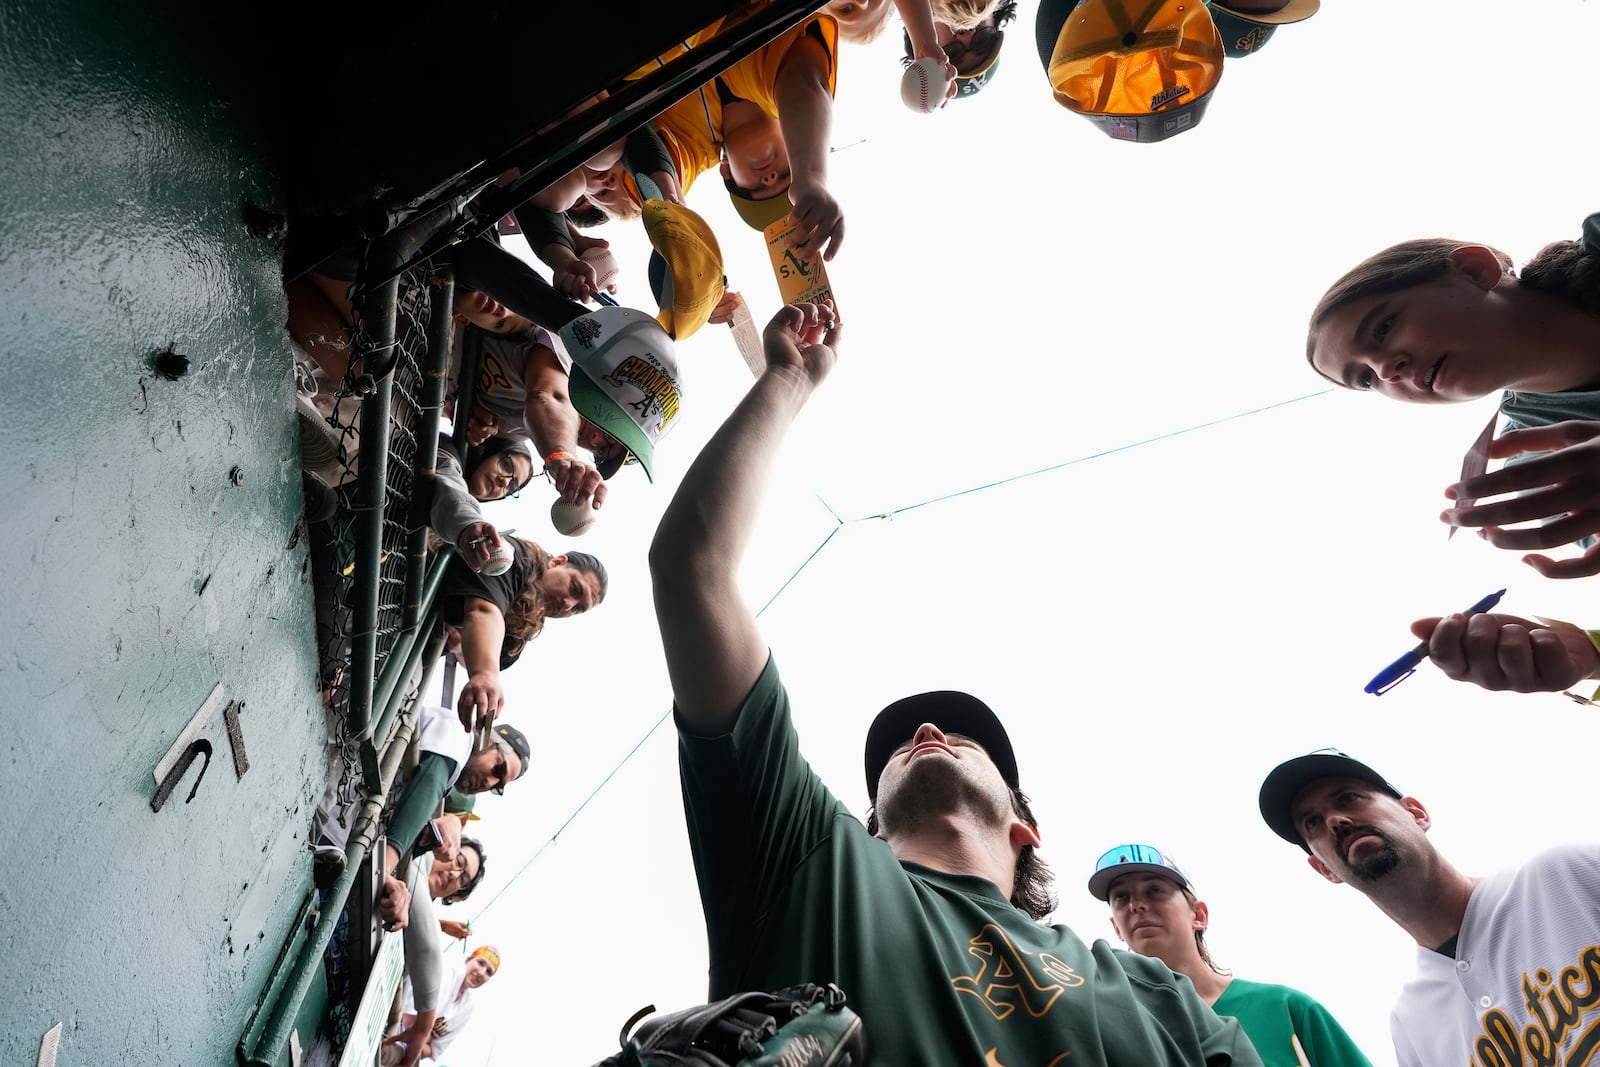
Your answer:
543,454 -> 607,510
465,406 -> 499,447
456,522 -> 502,574
378,874 -> 411,931
787,184 -> 844,261
1411,611 -> 1600,693
1442,421 -> 1600,578
457,669 -> 504,732
708,287 -> 741,325
438,918 -> 470,940
912,45 -> 960,105
763,302 -> 840,388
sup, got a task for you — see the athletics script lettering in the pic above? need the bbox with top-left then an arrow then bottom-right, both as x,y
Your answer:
1474,944 -> 1600,1067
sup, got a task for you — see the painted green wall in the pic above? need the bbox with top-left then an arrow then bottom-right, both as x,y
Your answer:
0,4 -> 326,1063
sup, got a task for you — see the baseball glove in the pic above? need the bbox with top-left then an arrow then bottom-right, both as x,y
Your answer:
592,982 -> 866,1067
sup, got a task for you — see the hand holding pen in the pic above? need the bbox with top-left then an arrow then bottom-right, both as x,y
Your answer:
1365,590 -> 1505,694
1409,606 -> 1600,696
1367,588 -> 1600,696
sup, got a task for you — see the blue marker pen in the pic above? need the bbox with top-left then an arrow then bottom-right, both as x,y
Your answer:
1364,589 -> 1507,695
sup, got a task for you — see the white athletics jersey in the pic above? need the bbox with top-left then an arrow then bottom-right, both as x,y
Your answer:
1390,844 -> 1600,1067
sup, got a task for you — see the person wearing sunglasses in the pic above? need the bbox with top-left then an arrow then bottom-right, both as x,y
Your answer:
1089,844 -> 1374,1066
648,303 -> 1261,1065
369,711 -> 530,935
900,0 -> 1015,99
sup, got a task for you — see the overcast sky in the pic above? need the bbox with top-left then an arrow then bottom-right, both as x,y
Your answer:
425,3 -> 1600,1063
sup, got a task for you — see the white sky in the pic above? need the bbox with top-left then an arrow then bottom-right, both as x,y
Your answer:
428,3 -> 1600,1063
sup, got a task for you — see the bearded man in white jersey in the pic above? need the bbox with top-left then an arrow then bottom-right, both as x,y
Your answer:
1258,749 -> 1600,1067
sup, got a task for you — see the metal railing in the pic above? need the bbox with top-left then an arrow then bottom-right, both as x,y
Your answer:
244,2 -> 827,1060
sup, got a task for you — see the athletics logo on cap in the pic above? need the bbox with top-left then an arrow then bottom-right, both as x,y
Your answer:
557,306 -> 685,483
1036,0 -> 1225,143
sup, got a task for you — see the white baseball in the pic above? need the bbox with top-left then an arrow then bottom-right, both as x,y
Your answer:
900,57 -> 949,115
550,498 -> 599,537
580,246 -> 621,291
479,541 -> 515,576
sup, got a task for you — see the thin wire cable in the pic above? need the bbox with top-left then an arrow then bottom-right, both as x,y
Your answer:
466,524 -> 844,926
867,389 -> 1332,522
464,387 -> 1332,923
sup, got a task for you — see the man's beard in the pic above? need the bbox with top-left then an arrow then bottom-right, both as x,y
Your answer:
1338,826 -> 1402,883
875,757 -> 1010,837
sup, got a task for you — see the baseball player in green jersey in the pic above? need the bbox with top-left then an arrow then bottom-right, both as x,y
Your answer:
1088,844 -> 1375,1067
1260,749 -> 1600,1067
648,301 -> 1263,1066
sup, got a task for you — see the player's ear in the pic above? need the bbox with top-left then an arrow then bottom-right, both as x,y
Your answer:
1401,796 -> 1430,832
1191,900 -> 1209,932
1307,854 -> 1343,885
1009,819 -> 1041,851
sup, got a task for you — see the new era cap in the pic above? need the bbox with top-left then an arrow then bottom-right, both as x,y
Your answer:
1038,0 -> 1224,143
490,722 -> 530,796
1087,843 -> 1192,900
727,179 -> 795,232
557,306 -> 685,483
864,691 -> 1019,802
642,199 -> 724,341
1207,5 -> 1275,56
1258,748 -> 1402,851
956,57 -> 1002,97
1210,0 -> 1319,24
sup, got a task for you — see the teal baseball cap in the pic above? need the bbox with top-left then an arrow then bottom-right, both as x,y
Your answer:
1088,843 -> 1192,900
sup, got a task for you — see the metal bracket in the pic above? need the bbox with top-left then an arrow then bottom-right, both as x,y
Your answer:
151,739 -> 213,812
224,700 -> 250,779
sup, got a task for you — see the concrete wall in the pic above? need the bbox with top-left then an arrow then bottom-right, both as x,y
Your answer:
0,4 -> 326,1062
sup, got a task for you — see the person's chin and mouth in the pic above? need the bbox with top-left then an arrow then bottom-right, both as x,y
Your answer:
1337,827 -> 1388,864
907,739 -> 957,765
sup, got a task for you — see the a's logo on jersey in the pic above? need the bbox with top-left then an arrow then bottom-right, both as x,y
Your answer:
951,924 -> 1084,1021
1471,943 -> 1600,1066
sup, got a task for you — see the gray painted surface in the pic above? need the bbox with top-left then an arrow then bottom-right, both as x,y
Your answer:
0,4 -> 327,1063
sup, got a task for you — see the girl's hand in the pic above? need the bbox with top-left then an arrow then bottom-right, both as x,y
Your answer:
1443,421 -> 1600,578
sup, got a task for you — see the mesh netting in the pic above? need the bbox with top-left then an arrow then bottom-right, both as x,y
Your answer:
305,263 -> 436,802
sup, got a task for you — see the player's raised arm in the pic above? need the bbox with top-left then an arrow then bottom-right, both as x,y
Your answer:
649,303 -> 839,734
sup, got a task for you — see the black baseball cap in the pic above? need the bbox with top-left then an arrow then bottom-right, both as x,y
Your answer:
490,722 -> 530,795
864,691 -> 1019,802
1258,749 -> 1402,851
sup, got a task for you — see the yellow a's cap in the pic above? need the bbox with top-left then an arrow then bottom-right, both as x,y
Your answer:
1044,0 -> 1224,143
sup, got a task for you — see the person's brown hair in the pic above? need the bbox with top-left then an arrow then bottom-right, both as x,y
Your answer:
1180,886 -> 1229,975
502,539 -> 609,659
1306,235 -> 1600,382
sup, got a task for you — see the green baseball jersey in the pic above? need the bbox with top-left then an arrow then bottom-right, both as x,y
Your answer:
1212,979 -> 1374,1067
677,656 -> 1264,1067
